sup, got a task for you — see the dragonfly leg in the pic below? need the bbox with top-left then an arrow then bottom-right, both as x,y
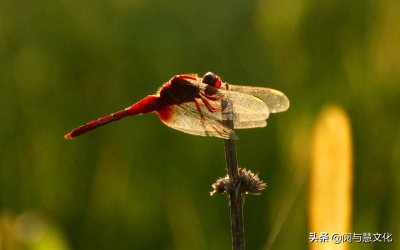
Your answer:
194,98 -> 229,138
194,98 -> 211,137
201,91 -> 224,101
199,95 -> 222,113
193,98 -> 206,119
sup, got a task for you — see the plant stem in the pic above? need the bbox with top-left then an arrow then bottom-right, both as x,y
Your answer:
222,95 -> 245,250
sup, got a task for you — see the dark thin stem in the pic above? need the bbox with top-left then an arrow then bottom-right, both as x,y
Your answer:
222,93 -> 245,250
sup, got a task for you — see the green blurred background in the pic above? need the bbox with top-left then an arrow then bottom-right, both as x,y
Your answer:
1,0 -> 399,249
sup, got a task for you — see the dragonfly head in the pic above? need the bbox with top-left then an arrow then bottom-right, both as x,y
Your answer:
202,72 -> 222,89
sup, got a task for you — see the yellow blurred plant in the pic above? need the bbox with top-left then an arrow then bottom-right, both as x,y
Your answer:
309,106 -> 353,250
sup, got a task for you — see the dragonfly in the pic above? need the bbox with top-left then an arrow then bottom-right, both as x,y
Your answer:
64,72 -> 289,140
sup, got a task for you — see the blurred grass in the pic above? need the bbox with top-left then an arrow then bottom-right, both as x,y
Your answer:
309,106 -> 352,250
0,211 -> 70,250
1,0 -> 399,249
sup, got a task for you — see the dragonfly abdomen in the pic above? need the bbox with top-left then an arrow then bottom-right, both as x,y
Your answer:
65,95 -> 161,139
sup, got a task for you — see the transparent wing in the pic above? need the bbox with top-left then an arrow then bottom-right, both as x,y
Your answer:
215,87 -> 270,129
220,82 -> 290,113
156,103 -> 237,140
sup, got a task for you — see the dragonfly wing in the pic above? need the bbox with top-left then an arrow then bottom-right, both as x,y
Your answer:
156,103 -> 237,139
197,84 -> 270,129
221,83 -> 290,113
222,89 -> 270,128
232,120 -> 267,129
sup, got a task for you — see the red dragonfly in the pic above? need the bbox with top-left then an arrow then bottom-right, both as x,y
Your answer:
65,72 -> 289,140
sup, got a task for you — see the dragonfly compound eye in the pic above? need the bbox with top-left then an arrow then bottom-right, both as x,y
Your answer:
202,72 -> 217,86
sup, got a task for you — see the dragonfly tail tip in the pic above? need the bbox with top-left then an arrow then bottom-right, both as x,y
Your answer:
64,133 -> 73,139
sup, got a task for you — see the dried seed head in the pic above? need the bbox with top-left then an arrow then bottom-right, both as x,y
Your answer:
237,168 -> 267,195
210,168 -> 267,196
210,176 -> 231,196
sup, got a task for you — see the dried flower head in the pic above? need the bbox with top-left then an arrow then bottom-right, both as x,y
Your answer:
210,168 -> 267,196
